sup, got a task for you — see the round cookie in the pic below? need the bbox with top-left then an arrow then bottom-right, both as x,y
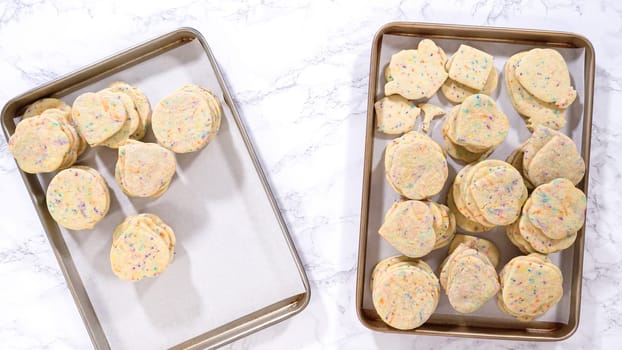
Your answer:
115,140 -> 177,198
384,132 -> 448,199
448,234 -> 500,268
527,178 -> 586,239
8,114 -> 73,174
374,95 -> 421,134
22,98 -> 71,119
152,90 -> 216,153
72,92 -> 127,146
515,48 -> 576,109
372,261 -> 439,329
110,214 -> 175,281
384,39 -> 448,100
378,200 -> 436,258
505,52 -> 566,131
498,254 -> 563,321
46,166 -> 110,230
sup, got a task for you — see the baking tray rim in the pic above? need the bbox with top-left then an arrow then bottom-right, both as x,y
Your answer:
355,21 -> 595,342
1,26 -> 310,350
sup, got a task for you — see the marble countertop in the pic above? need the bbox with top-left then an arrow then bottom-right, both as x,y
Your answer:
1,0 -> 620,349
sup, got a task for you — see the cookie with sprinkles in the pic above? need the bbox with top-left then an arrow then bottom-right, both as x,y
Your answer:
384,131 -> 448,199
447,44 -> 494,91
108,81 -> 151,139
72,92 -> 128,146
115,140 -> 177,198
515,48 -> 577,109
505,52 -> 566,131
448,234 -> 500,268
384,39 -> 448,100
449,94 -> 509,153
22,98 -> 71,120
371,256 -> 440,330
374,95 -> 421,134
445,250 -> 500,313
498,253 -> 563,321
152,88 -> 219,153
442,106 -> 493,163
110,213 -> 175,281
378,200 -> 436,258
45,166 -> 110,230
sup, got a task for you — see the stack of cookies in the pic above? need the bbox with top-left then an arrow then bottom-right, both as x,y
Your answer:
505,49 -> 576,131
508,125 -> 585,187
507,178 -> 586,254
371,256 -> 440,330
110,214 -> 176,281
46,166 -> 110,230
378,200 -> 456,258
442,94 -> 509,163
497,254 -> 563,321
440,243 -> 499,313
152,84 -> 222,153
9,106 -> 84,174
448,234 -> 500,268
72,82 -> 151,148
115,140 -> 177,198
441,44 -> 498,104
449,160 -> 527,233
384,132 -> 448,200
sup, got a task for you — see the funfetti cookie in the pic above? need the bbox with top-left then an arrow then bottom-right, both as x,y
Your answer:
72,92 -> 127,146
378,200 -> 436,258
384,39 -> 448,100
46,166 -> 110,230
384,131 -> 448,199
498,254 -> 563,321
441,66 -> 498,104
110,213 -> 175,281
518,198 -> 577,254
527,178 -> 586,239
374,95 -> 421,134
505,52 -> 566,131
108,81 -> 151,139
372,256 -> 440,330
515,48 -> 577,109
152,89 -> 218,153
417,103 -> 445,133
447,45 -> 494,91
449,94 -> 509,153
9,114 -> 73,174
97,89 -> 140,148
442,106 -> 493,163
449,234 -> 500,268
445,251 -> 499,313
115,140 -> 177,198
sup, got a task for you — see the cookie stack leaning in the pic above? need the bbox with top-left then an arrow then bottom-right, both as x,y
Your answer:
71,82 -> 150,148
442,94 -> 509,163
46,166 -> 110,230
110,213 -> 176,281
498,253 -> 563,321
505,48 -> 576,131
115,140 -> 176,198
449,159 -> 527,233
384,131 -> 448,200
439,243 -> 499,313
509,125 -> 585,187
448,234 -> 500,268
152,84 -> 222,153
378,200 -> 456,258
9,108 -> 83,173
506,178 -> 586,254
371,256 -> 440,330
441,44 -> 498,104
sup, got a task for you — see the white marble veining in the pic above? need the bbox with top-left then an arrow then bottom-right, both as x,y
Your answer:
0,0 -> 620,349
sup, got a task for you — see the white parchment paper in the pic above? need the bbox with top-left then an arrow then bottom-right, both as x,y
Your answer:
362,34 -> 587,325
36,39 -> 306,349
